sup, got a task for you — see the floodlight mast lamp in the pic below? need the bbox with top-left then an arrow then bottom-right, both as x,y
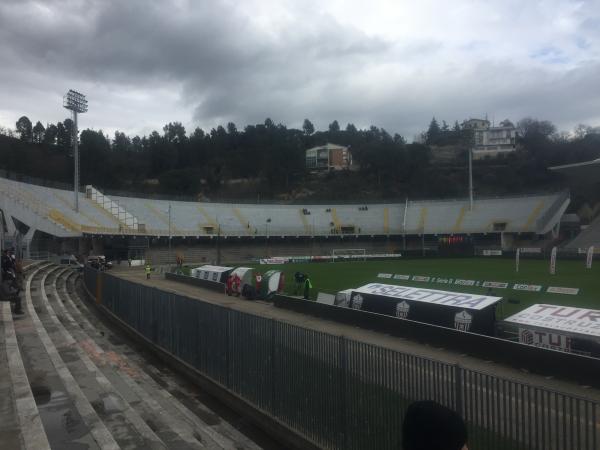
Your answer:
63,90 -> 88,212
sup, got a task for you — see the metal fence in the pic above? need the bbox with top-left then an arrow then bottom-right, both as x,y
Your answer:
84,268 -> 600,450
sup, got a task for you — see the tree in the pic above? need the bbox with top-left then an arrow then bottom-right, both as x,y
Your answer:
426,117 -> 441,144
0,126 -> 15,138
517,118 -> 556,139
32,121 -> 45,143
131,135 -> 143,152
441,120 -> 449,132
328,120 -> 340,133
453,121 -> 461,132
226,122 -> 237,135
574,124 -> 592,140
499,119 -> 515,128
113,131 -> 131,152
192,127 -> 205,140
393,133 -> 406,145
163,122 -> 186,144
302,119 -> 314,136
346,123 -> 357,133
44,123 -> 58,145
16,116 -> 32,142
79,129 -> 112,185
55,119 -> 74,151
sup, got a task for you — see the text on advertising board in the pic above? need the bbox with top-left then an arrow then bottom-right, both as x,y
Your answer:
353,283 -> 502,310
505,304 -> 600,338
518,328 -> 572,352
513,284 -> 542,292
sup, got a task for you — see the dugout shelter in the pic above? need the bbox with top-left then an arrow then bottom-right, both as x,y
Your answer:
337,283 -> 502,335
191,265 -> 233,283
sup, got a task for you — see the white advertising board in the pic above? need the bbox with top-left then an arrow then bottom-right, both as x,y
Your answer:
483,249 -> 503,256
546,287 -> 579,295
520,248 -> 542,254
482,281 -> 509,289
454,279 -> 476,286
377,273 -> 393,279
513,284 -> 542,292
393,274 -> 410,280
506,304 -> 600,338
259,257 -> 290,264
412,275 -> 431,282
352,283 -> 502,310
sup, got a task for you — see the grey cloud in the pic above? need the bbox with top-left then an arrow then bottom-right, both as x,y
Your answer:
0,0 -> 599,140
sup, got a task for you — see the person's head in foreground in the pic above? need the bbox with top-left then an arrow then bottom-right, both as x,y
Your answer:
402,401 -> 468,450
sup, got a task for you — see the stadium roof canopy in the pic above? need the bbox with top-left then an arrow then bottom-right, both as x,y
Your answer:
549,158 -> 600,185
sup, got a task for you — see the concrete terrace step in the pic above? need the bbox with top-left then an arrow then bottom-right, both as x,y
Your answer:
0,302 -> 38,450
62,271 -> 263,450
48,270 -> 212,450
22,265 -> 115,449
36,267 -> 165,449
8,264 -> 268,450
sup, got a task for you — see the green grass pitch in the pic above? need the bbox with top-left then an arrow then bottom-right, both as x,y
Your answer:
248,257 -> 600,318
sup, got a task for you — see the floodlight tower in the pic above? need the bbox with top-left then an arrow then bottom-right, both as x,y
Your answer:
63,89 -> 88,212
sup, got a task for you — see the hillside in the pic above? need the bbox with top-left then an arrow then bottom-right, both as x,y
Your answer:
1,118 -> 599,207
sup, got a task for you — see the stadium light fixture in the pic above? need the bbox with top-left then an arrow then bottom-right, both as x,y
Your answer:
63,89 -> 88,212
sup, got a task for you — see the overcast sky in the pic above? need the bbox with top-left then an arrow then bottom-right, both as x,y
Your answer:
1,0 -> 599,140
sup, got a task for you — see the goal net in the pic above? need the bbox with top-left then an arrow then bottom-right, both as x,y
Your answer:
331,248 -> 366,262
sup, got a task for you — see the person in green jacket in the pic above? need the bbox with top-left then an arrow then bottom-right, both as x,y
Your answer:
303,276 -> 312,300
145,263 -> 152,280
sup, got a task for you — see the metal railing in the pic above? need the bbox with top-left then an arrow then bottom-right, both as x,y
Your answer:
536,190 -> 570,233
28,251 -> 51,261
85,185 -> 139,230
84,268 -> 599,450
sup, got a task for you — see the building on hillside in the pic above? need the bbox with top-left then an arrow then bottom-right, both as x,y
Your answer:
462,118 -> 490,130
305,143 -> 353,171
462,118 -> 518,160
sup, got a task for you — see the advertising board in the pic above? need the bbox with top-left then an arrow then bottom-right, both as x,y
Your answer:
482,281 -> 509,289
352,283 -> 502,310
347,283 -> 502,335
506,304 -> 600,339
393,274 -> 410,280
513,284 -> 542,292
546,287 -> 579,295
483,249 -> 503,256
454,279 -> 476,286
412,275 -> 431,282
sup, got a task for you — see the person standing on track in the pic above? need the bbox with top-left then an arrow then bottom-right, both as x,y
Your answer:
303,275 -> 312,300
145,263 -> 152,280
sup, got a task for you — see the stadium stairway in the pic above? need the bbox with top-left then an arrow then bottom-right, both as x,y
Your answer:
1,263 -> 265,449
565,214 -> 600,249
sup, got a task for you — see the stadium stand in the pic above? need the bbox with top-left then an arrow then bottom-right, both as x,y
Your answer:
0,262 -> 262,448
0,176 -> 569,253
